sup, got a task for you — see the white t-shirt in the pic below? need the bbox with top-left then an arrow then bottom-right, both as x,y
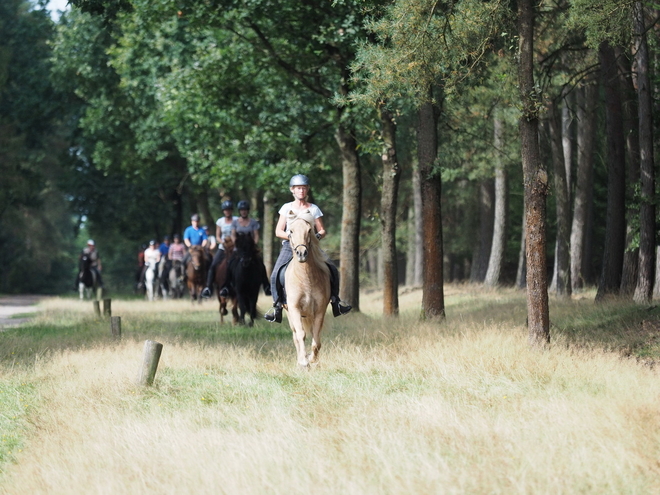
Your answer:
279,202 -> 323,233
216,216 -> 238,242
144,247 -> 161,266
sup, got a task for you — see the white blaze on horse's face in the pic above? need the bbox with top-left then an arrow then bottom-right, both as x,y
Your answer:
290,220 -> 312,263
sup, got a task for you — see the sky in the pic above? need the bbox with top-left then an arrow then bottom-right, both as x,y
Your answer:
47,0 -> 70,20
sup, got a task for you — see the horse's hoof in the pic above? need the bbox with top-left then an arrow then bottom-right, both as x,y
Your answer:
221,308 -> 228,316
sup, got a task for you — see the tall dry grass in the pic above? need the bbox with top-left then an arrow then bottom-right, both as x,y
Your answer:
1,288 -> 659,494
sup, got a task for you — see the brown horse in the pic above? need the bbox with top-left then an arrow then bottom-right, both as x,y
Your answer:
214,237 -> 238,324
185,245 -> 207,303
284,211 -> 331,367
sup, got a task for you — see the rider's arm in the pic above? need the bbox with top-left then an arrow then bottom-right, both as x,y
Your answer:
216,224 -> 221,241
252,224 -> 260,245
314,217 -> 326,240
275,213 -> 288,240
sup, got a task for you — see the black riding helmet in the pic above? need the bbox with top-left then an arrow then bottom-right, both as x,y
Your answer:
237,200 -> 250,211
221,200 -> 234,210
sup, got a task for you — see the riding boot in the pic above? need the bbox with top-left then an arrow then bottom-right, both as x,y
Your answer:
264,302 -> 283,323
330,296 -> 352,317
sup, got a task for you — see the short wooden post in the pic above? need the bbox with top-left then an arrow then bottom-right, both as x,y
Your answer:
103,298 -> 112,317
110,316 -> 121,339
138,340 -> 163,386
93,300 -> 101,317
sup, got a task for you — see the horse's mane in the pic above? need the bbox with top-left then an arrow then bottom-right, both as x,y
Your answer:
287,211 -> 326,272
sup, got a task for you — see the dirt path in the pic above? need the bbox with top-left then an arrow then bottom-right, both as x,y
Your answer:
0,295 -> 45,329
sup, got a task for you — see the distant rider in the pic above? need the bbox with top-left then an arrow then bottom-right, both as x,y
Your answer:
77,239 -> 104,289
201,201 -> 237,299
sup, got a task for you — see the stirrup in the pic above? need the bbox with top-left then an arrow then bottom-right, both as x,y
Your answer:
201,287 -> 212,299
264,304 -> 282,323
331,298 -> 352,317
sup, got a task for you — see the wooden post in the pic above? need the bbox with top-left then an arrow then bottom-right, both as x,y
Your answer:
103,298 -> 112,317
138,340 -> 163,386
110,316 -> 121,339
93,300 -> 101,317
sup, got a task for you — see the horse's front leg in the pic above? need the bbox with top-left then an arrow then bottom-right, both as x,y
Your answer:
78,282 -> 84,301
308,311 -> 325,364
288,311 -> 309,368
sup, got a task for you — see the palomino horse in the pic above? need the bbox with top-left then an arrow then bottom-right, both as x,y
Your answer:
214,237 -> 238,324
77,254 -> 103,301
229,233 -> 266,326
185,246 -> 207,303
144,262 -> 157,301
168,260 -> 185,299
285,210 -> 331,367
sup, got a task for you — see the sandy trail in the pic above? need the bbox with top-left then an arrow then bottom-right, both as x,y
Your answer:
0,295 -> 45,329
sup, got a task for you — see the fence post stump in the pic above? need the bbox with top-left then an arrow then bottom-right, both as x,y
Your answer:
110,316 -> 121,340
138,340 -> 163,386
93,300 -> 101,317
103,298 -> 112,317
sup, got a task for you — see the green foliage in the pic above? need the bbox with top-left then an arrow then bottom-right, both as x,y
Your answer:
567,0 -> 634,49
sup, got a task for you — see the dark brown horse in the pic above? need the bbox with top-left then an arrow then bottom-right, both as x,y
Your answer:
214,237 -> 238,324
185,245 -> 208,303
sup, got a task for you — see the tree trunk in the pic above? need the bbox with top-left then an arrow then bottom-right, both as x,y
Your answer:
596,41 -> 627,301
632,1 -> 656,303
336,121 -> 361,311
379,105 -> 401,315
518,0 -> 549,346
571,81 -> 597,291
561,89 -> 573,197
262,190 -> 274,276
548,100 -> 572,298
516,213 -> 527,289
412,161 -> 424,286
617,47 -> 640,296
418,88 -> 445,319
406,205 -> 415,286
471,178 -> 494,283
484,115 -> 508,287
196,188 -> 214,229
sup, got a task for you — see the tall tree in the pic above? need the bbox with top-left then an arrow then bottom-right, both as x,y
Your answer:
595,41 -> 627,301
518,0 -> 550,345
632,1 -> 655,303
379,103 -> 401,315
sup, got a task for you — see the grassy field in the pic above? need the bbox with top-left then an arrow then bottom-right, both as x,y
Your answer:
1,286 -> 660,494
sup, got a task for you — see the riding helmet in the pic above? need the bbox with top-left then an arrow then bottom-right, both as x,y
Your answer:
221,200 -> 234,211
173,233 -> 180,240
237,200 -> 250,211
191,213 -> 200,221
149,240 -> 156,246
87,239 -> 95,246
163,235 -> 170,241
289,174 -> 310,187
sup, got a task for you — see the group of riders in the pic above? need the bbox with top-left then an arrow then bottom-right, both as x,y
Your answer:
80,175 -> 352,322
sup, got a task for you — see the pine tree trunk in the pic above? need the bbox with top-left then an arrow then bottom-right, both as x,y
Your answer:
336,121 -> 362,311
484,115 -> 507,287
548,100 -> 572,298
518,0 -> 549,346
571,81 -> 596,291
471,178 -> 494,282
418,89 -> 445,319
379,105 -> 401,315
412,162 -> 424,286
406,206 -> 415,286
617,47 -> 640,296
516,213 -> 527,289
262,190 -> 274,276
596,42 -> 627,301
633,2 -> 656,303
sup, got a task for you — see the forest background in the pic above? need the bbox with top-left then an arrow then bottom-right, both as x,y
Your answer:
1,0 -> 657,327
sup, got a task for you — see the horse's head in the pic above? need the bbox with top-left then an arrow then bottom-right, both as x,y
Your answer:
288,215 -> 315,263
235,233 -> 255,267
79,253 -> 91,272
189,246 -> 204,271
223,236 -> 234,255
